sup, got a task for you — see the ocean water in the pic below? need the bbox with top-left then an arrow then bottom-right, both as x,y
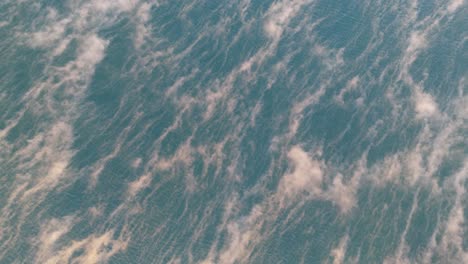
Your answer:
0,0 -> 467,263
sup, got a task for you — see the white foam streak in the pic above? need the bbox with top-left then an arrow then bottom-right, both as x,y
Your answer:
35,216 -> 76,263
281,146 -> 362,213
219,223 -> 255,264
15,122 -> 74,199
90,138 -> 122,187
288,83 -> 328,137
264,0 -> 311,40
134,2 -> 153,48
279,146 -> 324,197
76,35 -> 108,72
326,174 -> 358,213
447,0 -> 465,13
397,0 -> 466,120
335,76 -> 360,105
413,88 -> 439,119
330,235 -> 349,264
218,205 -> 264,264
128,173 -> 152,197
155,140 -> 194,170
40,230 -> 128,264
440,161 -> 468,260
418,162 -> 468,262
199,0 -> 317,121
0,1 -> 134,257
91,0 -> 138,12
30,19 -> 71,48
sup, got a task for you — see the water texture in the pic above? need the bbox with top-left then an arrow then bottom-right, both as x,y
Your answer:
0,0 -> 467,263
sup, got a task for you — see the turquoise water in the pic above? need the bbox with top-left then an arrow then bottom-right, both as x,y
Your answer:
0,0 -> 467,263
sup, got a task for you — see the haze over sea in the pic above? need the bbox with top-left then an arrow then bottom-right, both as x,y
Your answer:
0,0 -> 467,263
